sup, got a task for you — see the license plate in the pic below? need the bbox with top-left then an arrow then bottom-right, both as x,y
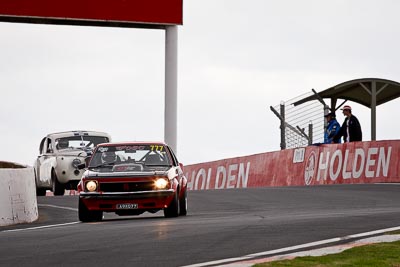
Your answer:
116,203 -> 138,209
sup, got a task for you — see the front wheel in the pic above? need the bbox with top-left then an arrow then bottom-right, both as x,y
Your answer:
36,187 -> 47,196
34,169 -> 47,196
78,198 -> 103,222
179,189 -> 187,216
164,190 -> 180,218
52,170 -> 65,196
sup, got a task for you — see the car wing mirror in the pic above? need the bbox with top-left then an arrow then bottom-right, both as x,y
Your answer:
77,163 -> 86,170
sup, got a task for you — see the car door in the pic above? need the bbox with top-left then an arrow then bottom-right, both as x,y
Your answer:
35,137 -> 45,187
37,137 -> 54,187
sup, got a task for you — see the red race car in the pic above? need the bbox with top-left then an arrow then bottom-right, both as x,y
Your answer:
77,141 -> 187,222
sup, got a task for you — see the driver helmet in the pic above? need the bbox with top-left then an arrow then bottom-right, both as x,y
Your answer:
101,151 -> 117,163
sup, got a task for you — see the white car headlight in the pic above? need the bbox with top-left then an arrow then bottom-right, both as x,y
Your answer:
154,178 -> 169,189
85,180 -> 98,192
72,158 -> 82,168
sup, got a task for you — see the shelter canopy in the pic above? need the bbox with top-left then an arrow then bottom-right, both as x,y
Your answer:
294,78 -> 400,108
293,78 -> 400,141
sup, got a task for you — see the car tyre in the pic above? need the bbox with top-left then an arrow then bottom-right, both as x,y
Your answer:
78,198 -> 103,222
179,189 -> 187,216
34,172 -> 47,196
164,190 -> 180,218
52,170 -> 65,196
36,188 -> 47,196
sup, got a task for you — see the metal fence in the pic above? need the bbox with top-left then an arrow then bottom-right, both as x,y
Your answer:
271,91 -> 325,149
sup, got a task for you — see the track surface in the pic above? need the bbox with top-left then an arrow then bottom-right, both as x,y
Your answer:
1,184 -> 400,266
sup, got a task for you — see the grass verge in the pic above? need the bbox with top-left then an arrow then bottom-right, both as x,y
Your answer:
255,240 -> 400,267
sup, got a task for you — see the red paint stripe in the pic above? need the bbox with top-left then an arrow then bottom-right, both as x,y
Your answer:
0,0 -> 182,25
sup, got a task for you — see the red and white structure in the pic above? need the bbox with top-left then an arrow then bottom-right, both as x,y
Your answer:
184,140 -> 400,190
0,0 -> 183,152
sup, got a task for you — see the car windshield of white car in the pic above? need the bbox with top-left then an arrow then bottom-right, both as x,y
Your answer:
56,136 -> 109,150
88,144 -> 172,172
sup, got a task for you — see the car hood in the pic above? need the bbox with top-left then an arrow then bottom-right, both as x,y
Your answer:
56,148 -> 91,157
84,166 -> 178,180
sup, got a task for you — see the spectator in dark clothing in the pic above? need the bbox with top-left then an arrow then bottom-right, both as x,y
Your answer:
334,105 -> 362,143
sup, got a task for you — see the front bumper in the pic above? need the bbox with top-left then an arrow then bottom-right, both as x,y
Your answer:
80,189 -> 174,199
79,189 -> 175,211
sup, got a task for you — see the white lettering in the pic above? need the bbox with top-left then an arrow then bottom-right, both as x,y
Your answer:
238,162 -> 250,188
352,149 -> 365,179
365,148 -> 378,178
317,151 -> 330,181
342,150 -> 351,179
312,145 -> 392,183
227,164 -> 238,188
329,150 -> 342,181
187,162 -> 251,190
187,171 -> 195,190
195,168 -> 207,190
377,147 -> 392,177
206,168 -> 212,189
215,166 -> 226,189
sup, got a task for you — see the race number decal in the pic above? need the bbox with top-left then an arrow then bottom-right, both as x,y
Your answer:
150,145 -> 164,152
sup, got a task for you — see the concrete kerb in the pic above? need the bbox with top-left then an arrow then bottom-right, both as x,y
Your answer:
215,228 -> 400,267
0,161 -> 39,226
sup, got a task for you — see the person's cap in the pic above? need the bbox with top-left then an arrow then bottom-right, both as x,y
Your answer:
324,112 -> 336,118
340,105 -> 352,111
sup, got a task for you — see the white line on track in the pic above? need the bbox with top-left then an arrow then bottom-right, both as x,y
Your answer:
1,222 -> 80,233
38,204 -> 78,212
182,226 -> 400,267
0,204 -> 80,233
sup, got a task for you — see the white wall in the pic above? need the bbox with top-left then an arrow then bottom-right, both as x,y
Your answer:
0,166 -> 38,226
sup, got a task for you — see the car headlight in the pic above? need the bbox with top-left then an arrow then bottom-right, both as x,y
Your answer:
85,180 -> 98,192
72,158 -> 82,168
154,178 -> 169,189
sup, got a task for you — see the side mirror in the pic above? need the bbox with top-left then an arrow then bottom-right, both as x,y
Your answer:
77,163 -> 86,170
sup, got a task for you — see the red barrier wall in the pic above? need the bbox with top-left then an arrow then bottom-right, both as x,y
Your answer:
184,140 -> 400,190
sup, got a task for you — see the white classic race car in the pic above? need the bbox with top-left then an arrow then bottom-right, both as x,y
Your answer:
34,130 -> 111,196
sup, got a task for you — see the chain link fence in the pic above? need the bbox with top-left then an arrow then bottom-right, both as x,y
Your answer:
271,91 -> 325,149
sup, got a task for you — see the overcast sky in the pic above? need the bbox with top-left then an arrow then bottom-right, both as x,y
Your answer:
1,0 -> 399,166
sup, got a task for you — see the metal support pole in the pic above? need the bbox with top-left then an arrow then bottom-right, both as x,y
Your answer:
324,104 -> 329,135
371,81 -> 377,141
165,25 -> 178,153
308,123 -> 313,145
280,103 -> 286,150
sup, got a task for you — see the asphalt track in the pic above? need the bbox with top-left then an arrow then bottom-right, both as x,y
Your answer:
1,184 -> 400,267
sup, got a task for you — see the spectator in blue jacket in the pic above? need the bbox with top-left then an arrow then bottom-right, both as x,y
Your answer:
324,112 -> 341,144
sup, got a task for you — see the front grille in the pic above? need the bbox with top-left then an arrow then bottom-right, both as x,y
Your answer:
99,181 -> 154,192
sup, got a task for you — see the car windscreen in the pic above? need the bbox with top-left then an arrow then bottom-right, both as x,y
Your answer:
88,144 -> 171,171
55,136 -> 109,150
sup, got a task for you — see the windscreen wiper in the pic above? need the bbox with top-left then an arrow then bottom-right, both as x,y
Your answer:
89,162 -> 116,169
144,164 -> 171,167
